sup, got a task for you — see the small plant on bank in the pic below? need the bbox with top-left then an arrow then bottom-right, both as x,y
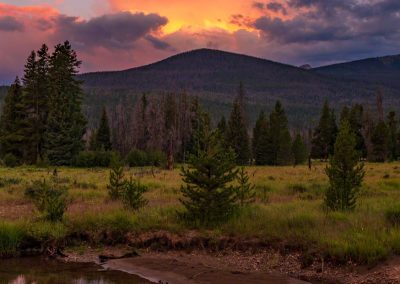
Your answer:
236,167 -> 255,207
325,120 -> 365,211
122,178 -> 148,210
107,159 -> 126,200
180,131 -> 239,227
25,179 -> 68,222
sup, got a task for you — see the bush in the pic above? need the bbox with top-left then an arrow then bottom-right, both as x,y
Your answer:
147,150 -> 166,167
125,149 -> 167,167
3,153 -> 18,168
74,151 -> 118,167
25,180 -> 68,222
126,149 -> 148,167
122,178 -> 148,210
385,205 -> 400,226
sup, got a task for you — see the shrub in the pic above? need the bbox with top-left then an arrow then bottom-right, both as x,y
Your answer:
126,149 -> 148,167
122,178 -> 148,210
25,180 -> 68,222
74,151 -> 118,167
147,150 -> 166,167
385,204 -> 400,226
3,153 -> 18,168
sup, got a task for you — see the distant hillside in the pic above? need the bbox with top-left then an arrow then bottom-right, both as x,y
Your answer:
314,54 -> 400,89
80,49 -> 399,128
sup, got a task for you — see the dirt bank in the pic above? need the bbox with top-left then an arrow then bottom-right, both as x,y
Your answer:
104,254 -> 309,284
62,247 -> 400,284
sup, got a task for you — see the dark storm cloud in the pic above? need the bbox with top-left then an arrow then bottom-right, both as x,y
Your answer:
254,0 -> 400,44
0,16 -> 24,32
52,11 -> 168,50
266,2 -> 287,15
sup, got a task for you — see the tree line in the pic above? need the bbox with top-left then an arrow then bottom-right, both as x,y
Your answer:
0,42 -> 397,168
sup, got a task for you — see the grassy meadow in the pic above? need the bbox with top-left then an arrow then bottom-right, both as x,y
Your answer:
1,162 -> 400,265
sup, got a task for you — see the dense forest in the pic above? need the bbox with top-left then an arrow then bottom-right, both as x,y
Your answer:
0,42 -> 398,169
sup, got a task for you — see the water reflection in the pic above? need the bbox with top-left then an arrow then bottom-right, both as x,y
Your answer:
0,257 -> 151,284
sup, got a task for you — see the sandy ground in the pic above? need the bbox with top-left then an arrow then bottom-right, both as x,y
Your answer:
62,247 -> 400,284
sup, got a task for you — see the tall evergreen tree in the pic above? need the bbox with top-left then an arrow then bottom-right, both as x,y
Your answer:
0,78 -> 26,161
269,101 -> 293,165
325,120 -> 364,211
292,134 -> 307,166
252,111 -> 269,165
370,120 -> 390,162
45,41 -> 86,165
21,51 -> 38,163
217,116 -> 227,136
95,106 -> 112,150
387,111 -> 398,160
311,101 -> 337,160
186,98 -> 211,158
227,100 -> 250,165
349,104 -> 367,158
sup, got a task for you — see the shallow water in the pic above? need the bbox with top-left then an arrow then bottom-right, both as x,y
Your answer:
0,257 -> 152,284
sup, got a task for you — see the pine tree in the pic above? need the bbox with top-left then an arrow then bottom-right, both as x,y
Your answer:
107,158 -> 126,200
311,101 -> 337,160
186,98 -> 211,158
387,111 -> 398,160
349,104 -> 367,158
370,120 -> 390,162
95,106 -> 112,150
0,77 -> 26,162
236,167 -> 255,207
252,111 -> 268,165
45,41 -> 86,165
292,134 -> 307,166
269,101 -> 293,165
217,116 -> 227,136
227,100 -> 250,165
180,131 -> 238,226
21,50 -> 38,163
325,120 -> 365,211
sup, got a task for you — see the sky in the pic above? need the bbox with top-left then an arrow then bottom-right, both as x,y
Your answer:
1,0 -> 400,84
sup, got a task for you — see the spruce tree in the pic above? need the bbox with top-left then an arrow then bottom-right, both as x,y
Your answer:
21,51 -> 38,163
349,104 -> 367,158
217,116 -> 227,136
370,120 -> 390,162
45,41 -> 86,165
325,120 -> 364,211
311,101 -> 337,160
180,131 -> 238,226
252,111 -> 268,165
292,134 -> 307,166
236,167 -> 256,207
227,100 -> 250,165
21,44 -> 50,164
95,106 -> 112,151
186,98 -> 211,158
387,111 -> 398,160
107,158 -> 126,200
269,101 -> 293,165
0,77 -> 26,161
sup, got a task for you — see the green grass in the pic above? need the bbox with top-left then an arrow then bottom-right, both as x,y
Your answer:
1,163 -> 400,264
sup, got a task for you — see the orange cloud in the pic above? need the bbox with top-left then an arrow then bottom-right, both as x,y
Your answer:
108,0 -> 264,33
